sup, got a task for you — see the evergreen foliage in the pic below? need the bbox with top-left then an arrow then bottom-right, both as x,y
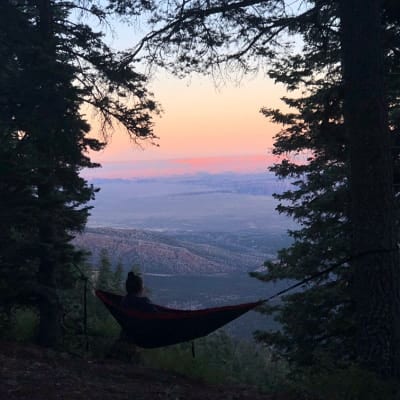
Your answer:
113,259 -> 125,292
97,249 -> 114,292
256,0 -> 400,372
251,7 -> 353,366
138,0 -> 400,377
0,0 -> 158,347
142,331 -> 288,392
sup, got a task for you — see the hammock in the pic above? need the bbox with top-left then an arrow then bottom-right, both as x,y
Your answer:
96,290 -> 264,348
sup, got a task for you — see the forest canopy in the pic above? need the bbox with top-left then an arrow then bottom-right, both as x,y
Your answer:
1,0 -> 400,387
136,0 -> 400,379
0,0 -> 158,347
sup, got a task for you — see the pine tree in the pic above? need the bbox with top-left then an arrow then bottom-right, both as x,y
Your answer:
139,0 -> 400,377
97,249 -> 114,291
113,259 -> 125,293
0,0 -> 158,347
0,2 -> 41,310
339,0 -> 400,376
253,54 -> 354,366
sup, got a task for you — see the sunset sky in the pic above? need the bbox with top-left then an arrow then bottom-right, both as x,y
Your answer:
83,23 -> 288,179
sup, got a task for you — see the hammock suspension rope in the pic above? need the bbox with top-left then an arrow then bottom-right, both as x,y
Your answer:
71,247 -> 397,350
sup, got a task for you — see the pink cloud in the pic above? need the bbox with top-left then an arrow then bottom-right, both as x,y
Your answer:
82,154 -> 282,179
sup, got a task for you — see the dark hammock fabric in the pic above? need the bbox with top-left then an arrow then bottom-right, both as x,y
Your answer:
96,290 -> 264,348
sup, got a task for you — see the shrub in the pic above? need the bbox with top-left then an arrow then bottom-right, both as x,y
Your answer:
10,307 -> 38,342
141,330 -> 288,392
293,363 -> 400,400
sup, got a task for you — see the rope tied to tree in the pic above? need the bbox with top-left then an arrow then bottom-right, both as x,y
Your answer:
259,247 -> 399,304
71,246 -> 398,352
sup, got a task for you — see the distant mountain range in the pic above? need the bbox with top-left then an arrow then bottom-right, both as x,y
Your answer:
86,172 -> 296,232
73,227 -> 290,274
90,171 -> 289,197
76,173 -> 294,274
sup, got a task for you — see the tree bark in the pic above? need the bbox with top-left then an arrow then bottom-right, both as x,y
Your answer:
36,182 -> 62,347
339,0 -> 400,378
35,0 -> 62,348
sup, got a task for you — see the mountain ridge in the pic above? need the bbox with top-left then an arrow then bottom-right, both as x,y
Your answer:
73,227 -> 277,274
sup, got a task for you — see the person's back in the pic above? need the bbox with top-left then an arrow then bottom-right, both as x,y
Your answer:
121,293 -> 156,312
121,272 -> 157,312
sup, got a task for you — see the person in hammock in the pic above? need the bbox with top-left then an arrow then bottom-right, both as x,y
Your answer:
121,271 -> 157,312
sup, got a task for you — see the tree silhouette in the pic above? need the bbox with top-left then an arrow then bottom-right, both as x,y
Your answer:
0,0 -> 158,347
140,0 -> 400,377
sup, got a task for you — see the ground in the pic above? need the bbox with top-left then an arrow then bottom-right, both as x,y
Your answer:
0,341 -> 295,400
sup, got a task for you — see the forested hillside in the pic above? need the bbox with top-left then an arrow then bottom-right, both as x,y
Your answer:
2,0 -> 400,398
74,227 -> 288,274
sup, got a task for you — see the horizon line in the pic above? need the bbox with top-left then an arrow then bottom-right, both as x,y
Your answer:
81,153 -> 299,180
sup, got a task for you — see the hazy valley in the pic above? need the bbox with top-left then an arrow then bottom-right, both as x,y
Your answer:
78,172 -> 294,274
87,172 -> 294,232
75,172 -> 295,338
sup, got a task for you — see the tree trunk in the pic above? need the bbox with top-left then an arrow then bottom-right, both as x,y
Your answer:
36,182 -> 62,347
35,0 -> 62,348
339,0 -> 400,378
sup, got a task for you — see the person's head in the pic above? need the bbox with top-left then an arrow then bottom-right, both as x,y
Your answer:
126,271 -> 143,295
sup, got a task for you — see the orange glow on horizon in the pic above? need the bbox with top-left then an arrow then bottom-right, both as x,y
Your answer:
82,154 -> 282,179
85,72 -> 288,177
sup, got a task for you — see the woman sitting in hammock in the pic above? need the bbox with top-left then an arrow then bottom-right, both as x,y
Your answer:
121,271 -> 157,312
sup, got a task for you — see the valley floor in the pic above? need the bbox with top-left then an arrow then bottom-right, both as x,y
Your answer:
0,341 -> 294,400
